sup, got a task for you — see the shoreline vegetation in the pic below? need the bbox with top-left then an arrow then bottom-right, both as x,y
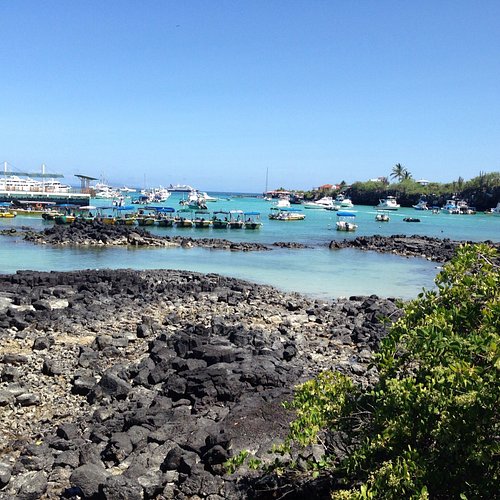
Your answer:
297,170 -> 500,211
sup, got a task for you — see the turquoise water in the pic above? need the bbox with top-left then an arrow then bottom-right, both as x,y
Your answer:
1,193 -> 498,299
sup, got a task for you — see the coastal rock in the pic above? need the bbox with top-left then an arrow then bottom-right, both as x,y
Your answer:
0,268 -> 398,498
329,234 -> 500,262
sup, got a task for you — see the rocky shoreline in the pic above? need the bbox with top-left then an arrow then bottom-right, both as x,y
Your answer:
2,221 -> 306,251
329,234 -> 500,262
0,269 -> 400,499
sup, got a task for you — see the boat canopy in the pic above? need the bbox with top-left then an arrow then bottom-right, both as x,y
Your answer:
155,207 -> 175,213
230,210 -> 244,214
79,205 -> 97,210
337,211 -> 356,217
144,205 -> 166,210
0,202 -> 11,207
214,210 -> 229,215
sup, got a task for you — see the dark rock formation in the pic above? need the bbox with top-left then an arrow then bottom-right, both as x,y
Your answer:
20,220 -> 307,251
0,269 -> 400,498
329,234 -> 500,262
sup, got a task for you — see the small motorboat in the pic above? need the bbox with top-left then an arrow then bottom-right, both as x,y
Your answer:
403,217 -> 421,222
336,211 -> 358,231
243,212 -> 262,229
375,212 -> 390,222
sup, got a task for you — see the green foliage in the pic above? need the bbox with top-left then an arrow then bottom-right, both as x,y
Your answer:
282,371 -> 355,450
224,450 -> 250,474
232,244 -> 499,498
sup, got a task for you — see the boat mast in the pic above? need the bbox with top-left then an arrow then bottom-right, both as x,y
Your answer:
265,167 -> 269,194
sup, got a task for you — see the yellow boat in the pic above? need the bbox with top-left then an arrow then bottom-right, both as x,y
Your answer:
0,210 -> 16,218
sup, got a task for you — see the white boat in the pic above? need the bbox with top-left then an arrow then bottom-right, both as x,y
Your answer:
492,202 -> 500,216
142,187 -> 171,202
119,186 -> 137,193
199,191 -> 218,202
268,207 -> 305,221
303,196 -> 334,209
168,183 -> 195,192
274,197 -> 291,208
186,190 -> 207,210
336,211 -> 357,231
413,199 -> 429,210
335,194 -> 354,209
375,213 -> 390,222
376,196 -> 400,210
442,199 -> 475,214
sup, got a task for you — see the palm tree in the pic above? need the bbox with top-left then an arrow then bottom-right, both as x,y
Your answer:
391,163 -> 406,182
402,170 -> 413,180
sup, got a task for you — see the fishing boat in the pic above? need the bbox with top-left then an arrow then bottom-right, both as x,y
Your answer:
193,210 -> 212,228
0,205 -> 16,218
156,207 -> 176,227
269,207 -> 306,221
114,206 -> 137,225
9,200 -> 58,216
228,210 -> 244,229
75,205 -> 97,223
243,212 -> 262,229
41,209 -> 64,221
336,211 -> 357,231
175,208 -> 194,227
54,214 -> 76,225
375,196 -> 400,210
136,208 -> 156,226
212,211 -> 229,228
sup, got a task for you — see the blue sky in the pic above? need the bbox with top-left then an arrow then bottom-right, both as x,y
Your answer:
1,1 -> 499,192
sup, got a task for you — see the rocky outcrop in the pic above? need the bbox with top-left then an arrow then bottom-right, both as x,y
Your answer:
19,221 -> 306,251
329,234 -> 500,262
0,269 -> 400,498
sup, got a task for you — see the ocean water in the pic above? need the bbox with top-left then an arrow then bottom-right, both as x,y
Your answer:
0,193 -> 498,300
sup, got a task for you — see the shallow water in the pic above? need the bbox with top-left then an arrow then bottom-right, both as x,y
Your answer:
1,193 -> 497,299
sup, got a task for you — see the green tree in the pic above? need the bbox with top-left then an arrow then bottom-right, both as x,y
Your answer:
390,163 -> 406,182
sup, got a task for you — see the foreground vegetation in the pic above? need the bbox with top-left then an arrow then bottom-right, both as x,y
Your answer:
228,244 -> 499,498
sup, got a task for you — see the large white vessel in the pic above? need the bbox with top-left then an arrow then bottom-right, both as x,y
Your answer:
0,162 -> 89,204
376,196 -> 400,210
168,183 -> 195,192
